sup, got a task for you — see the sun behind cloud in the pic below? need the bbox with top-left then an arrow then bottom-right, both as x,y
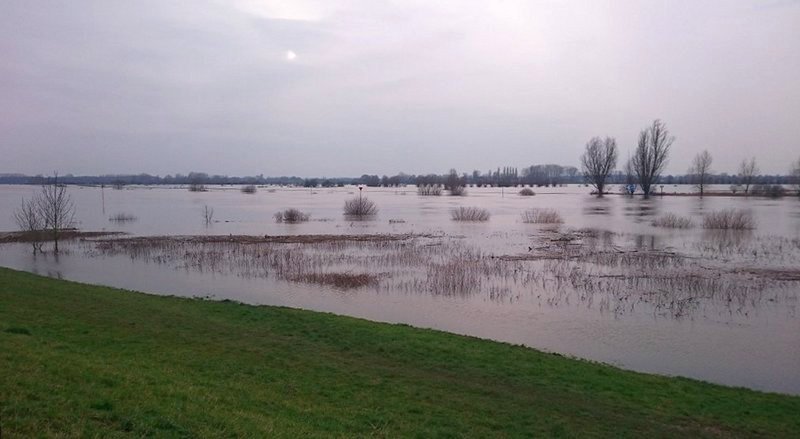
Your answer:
286,50 -> 297,61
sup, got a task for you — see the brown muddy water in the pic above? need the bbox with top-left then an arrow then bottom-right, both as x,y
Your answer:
1,184 -> 798,394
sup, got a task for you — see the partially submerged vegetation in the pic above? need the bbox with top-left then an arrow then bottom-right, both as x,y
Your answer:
240,184 -> 257,194
274,208 -> 310,223
343,196 -> 378,218
652,213 -> 693,229
202,205 -> 214,226
751,184 -> 786,198
521,208 -> 564,224
518,187 -> 535,196
1,268 -> 798,437
12,174 -> 76,253
448,185 -> 466,196
417,184 -> 442,196
95,233 -> 425,246
188,182 -> 207,192
0,230 -> 125,244
289,272 -> 379,289
703,209 -> 756,230
86,228 -> 800,321
450,206 -> 490,222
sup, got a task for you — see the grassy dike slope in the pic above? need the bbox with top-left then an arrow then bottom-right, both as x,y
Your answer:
1,267 -> 798,437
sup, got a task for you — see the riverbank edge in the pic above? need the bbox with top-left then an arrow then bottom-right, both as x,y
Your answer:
1,267 -> 798,437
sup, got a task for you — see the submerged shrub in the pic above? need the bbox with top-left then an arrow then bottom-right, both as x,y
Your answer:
343,197 -> 378,217
241,185 -> 257,194
751,184 -> 786,198
651,213 -> 693,229
274,208 -> 310,223
518,188 -> 536,196
417,185 -> 442,196
451,206 -> 490,222
521,208 -> 563,224
703,209 -> 755,230
449,185 -> 466,196
188,183 -> 207,192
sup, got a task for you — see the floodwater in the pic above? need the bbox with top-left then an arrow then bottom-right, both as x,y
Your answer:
1,184 -> 798,394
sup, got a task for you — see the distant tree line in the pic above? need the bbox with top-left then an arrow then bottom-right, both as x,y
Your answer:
2,159 -> 798,189
0,173 -> 339,187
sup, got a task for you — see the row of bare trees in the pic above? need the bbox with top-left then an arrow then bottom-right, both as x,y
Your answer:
581,119 -> 673,198
687,153 -> 766,197
13,174 -> 76,254
581,120 -> 797,198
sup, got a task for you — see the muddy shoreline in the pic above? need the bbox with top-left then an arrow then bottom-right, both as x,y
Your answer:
0,230 -> 126,243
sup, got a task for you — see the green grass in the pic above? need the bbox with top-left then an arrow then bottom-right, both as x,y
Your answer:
1,267 -> 798,438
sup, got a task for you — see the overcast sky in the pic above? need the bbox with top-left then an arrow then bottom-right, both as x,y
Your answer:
1,0 -> 798,177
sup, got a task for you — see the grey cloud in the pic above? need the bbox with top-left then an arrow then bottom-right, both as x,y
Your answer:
1,0 -> 798,176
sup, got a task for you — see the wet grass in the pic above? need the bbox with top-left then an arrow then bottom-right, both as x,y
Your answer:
1,267 -> 799,437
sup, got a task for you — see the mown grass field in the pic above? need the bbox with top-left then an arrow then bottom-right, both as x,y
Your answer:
1,267 -> 798,437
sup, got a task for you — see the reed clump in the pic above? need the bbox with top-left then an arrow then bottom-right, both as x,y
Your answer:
651,213 -> 693,229
290,272 -> 378,289
518,188 -> 536,196
417,185 -> 442,196
521,208 -> 563,224
450,206 -> 490,222
702,209 -> 755,230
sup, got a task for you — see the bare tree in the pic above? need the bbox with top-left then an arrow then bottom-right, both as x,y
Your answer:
689,150 -> 713,197
580,137 -> 617,197
203,205 -> 215,226
37,174 -> 76,254
445,168 -> 466,196
632,119 -> 674,198
624,155 -> 636,195
13,196 -> 45,254
738,157 -> 758,195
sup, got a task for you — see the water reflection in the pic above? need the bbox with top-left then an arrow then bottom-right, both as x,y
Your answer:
582,196 -> 612,216
621,197 -> 660,221
632,234 -> 661,251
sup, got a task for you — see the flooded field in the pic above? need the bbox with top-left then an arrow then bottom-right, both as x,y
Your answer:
1,184 -> 799,394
